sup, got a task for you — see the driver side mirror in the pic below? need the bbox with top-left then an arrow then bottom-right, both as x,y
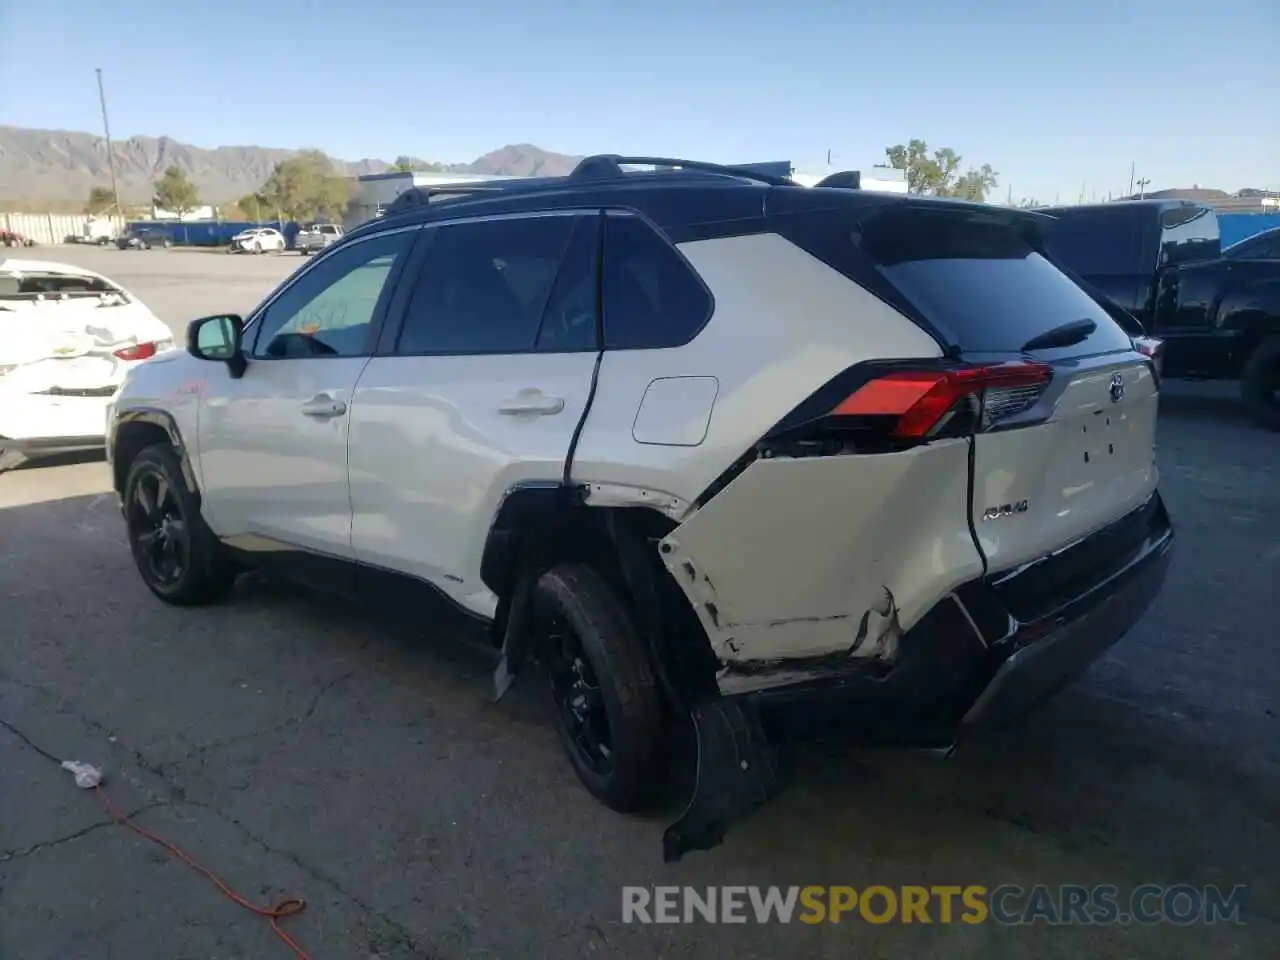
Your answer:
187,314 -> 248,379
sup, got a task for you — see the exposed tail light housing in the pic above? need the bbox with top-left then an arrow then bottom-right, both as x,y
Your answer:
1133,336 -> 1164,384
113,341 -> 160,362
833,362 -> 1053,438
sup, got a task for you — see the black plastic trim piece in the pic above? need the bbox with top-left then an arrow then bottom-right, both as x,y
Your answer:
109,408 -> 198,497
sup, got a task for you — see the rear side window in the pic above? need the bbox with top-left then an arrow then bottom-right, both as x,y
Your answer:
1042,210 -> 1147,276
396,214 -> 590,355
602,215 -> 712,349
1159,206 -> 1219,266
855,207 -> 1134,356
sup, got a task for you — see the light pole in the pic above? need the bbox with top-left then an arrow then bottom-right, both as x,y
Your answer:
95,68 -> 122,217
1136,177 -> 1151,200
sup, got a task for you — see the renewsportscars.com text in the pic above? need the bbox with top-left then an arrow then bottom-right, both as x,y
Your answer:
621,884 -> 1247,926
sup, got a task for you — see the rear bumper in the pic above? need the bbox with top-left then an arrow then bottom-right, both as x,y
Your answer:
745,493 -> 1174,740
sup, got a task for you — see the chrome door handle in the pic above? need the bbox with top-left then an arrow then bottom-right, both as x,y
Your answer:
498,392 -> 565,416
301,394 -> 347,419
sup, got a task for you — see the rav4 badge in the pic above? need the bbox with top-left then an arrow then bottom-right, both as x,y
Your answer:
982,500 -> 1029,522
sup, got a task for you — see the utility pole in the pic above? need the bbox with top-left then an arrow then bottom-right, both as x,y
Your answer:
1129,161 -> 1135,198
95,68 -> 122,217
1136,177 -> 1151,199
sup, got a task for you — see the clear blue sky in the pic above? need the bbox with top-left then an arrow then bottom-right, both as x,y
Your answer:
1,0 -> 1276,201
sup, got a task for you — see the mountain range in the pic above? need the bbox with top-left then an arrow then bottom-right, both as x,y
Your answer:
0,125 -> 582,205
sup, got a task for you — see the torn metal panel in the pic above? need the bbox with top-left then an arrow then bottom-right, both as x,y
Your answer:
579,481 -> 689,518
658,439 -> 985,692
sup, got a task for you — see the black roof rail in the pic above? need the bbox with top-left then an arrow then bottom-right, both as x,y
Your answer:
381,183 -> 514,217
568,155 -> 795,186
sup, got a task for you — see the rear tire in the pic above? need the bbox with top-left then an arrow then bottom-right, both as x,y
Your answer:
123,444 -> 237,605
1241,336 -> 1280,431
534,563 -> 664,812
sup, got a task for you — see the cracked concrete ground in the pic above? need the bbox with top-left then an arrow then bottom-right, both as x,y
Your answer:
1,247 -> 1277,958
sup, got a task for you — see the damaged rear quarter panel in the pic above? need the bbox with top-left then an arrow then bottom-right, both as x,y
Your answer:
658,438 -> 984,688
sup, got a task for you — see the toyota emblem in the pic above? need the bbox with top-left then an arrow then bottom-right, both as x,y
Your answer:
1109,372 -> 1125,403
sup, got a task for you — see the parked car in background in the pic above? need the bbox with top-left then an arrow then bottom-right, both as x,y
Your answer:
1041,200 -> 1280,428
229,227 -> 286,254
1,229 -> 36,248
106,156 -> 1173,858
295,222 -> 344,254
1223,225 -> 1280,261
117,227 -> 173,250
0,258 -> 175,471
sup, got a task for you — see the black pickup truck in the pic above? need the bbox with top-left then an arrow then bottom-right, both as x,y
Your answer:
1041,200 -> 1280,428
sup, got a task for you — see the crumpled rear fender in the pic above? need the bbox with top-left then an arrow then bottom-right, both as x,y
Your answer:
658,438 -> 985,695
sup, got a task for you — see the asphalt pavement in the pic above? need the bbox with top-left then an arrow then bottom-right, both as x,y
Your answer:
1,246 -> 1276,959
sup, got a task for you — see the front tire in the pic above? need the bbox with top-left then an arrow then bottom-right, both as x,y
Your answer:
1241,336 -> 1280,431
534,563 -> 664,812
123,444 -> 237,605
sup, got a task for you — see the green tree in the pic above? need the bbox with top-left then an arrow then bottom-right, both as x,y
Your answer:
153,166 -> 200,216
255,150 -> 351,222
391,156 -> 417,173
86,186 -> 115,216
950,165 -> 1000,203
884,140 -> 999,202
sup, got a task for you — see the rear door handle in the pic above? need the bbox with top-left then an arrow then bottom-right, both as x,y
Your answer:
301,394 -> 347,419
498,391 -> 565,416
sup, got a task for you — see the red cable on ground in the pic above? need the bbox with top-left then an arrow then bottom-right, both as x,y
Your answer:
94,785 -> 310,959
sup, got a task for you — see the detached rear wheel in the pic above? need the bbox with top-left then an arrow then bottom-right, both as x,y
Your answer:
124,444 -> 237,605
1241,336 -> 1280,431
535,563 -> 664,812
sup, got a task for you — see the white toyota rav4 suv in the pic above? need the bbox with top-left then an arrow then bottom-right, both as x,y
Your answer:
107,157 -> 1173,858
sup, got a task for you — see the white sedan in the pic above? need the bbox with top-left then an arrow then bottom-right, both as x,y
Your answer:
0,258 -> 175,471
228,228 -> 286,254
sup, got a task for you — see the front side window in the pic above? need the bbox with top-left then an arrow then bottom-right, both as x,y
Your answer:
1159,206 -> 1219,266
252,229 -> 416,359
396,214 -> 590,355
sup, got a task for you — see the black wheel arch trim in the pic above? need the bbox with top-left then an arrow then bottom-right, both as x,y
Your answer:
109,407 -> 199,499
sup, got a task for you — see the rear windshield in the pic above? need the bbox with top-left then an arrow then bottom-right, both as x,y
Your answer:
855,206 -> 1134,355
0,272 -> 124,300
1040,209 -> 1148,276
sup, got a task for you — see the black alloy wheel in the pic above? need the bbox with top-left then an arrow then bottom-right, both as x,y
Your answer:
126,466 -> 190,590
542,604 -> 616,778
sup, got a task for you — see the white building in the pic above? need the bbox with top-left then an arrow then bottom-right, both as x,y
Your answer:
346,171 -> 514,227
789,165 -> 908,193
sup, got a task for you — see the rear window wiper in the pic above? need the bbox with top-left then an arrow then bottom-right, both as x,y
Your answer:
1022,318 -> 1097,352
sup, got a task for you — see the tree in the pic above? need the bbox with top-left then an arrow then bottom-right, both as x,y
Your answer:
86,186 -> 115,216
153,166 -> 200,217
950,165 -> 999,203
884,139 -> 999,202
255,150 -> 350,223
391,156 -> 417,173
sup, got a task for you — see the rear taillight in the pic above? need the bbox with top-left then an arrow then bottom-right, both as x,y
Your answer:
113,341 -> 159,362
1133,336 -> 1164,383
833,362 -> 1052,438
